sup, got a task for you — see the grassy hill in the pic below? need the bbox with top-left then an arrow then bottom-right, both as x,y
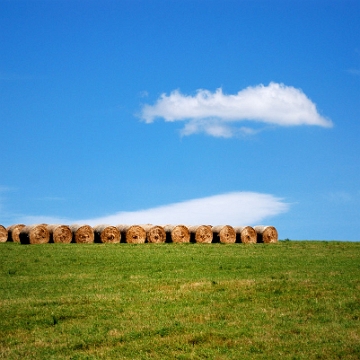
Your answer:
0,241 -> 359,359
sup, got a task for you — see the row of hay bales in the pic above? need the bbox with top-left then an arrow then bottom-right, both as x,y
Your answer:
0,223 -> 278,245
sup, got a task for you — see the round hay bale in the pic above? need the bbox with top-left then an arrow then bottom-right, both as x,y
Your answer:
93,225 -> 120,244
142,224 -> 166,243
0,225 -> 8,243
163,225 -> 190,243
254,225 -> 278,243
47,224 -> 73,243
188,225 -> 213,243
233,226 -> 257,244
212,225 -> 236,244
6,224 -> 25,243
117,225 -> 146,244
19,224 -> 50,245
69,224 -> 94,244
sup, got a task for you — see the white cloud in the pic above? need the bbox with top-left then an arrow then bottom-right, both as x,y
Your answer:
77,192 -> 289,226
4,192 -> 289,228
18,215 -> 71,226
140,82 -> 333,137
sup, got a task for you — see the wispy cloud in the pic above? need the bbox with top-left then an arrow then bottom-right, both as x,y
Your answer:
36,196 -> 66,202
347,68 -> 360,76
0,186 -> 16,193
17,215 -> 71,226
78,192 -> 289,226
326,191 -> 359,203
0,72 -> 38,81
140,82 -> 333,137
4,192 -> 289,227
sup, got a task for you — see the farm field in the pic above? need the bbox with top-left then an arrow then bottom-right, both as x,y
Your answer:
0,241 -> 359,359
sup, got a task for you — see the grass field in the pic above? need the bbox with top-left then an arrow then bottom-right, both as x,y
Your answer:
0,241 -> 359,359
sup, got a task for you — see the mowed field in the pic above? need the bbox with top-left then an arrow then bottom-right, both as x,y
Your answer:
0,241 -> 359,359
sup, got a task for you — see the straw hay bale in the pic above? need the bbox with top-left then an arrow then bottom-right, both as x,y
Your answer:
188,225 -> 213,243
47,224 -> 72,243
6,224 -> 25,243
117,225 -> 146,244
0,225 -> 8,243
93,225 -> 120,244
69,224 -> 94,244
254,225 -> 278,243
19,224 -> 50,245
163,225 -> 190,243
211,225 -> 236,244
233,226 -> 257,244
142,224 -> 166,243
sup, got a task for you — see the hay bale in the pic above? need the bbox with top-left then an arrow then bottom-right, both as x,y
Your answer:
69,224 -> 94,244
6,224 -> 25,243
93,225 -> 120,244
188,225 -> 213,243
47,224 -> 73,243
211,225 -> 236,244
254,225 -> 278,243
19,224 -> 50,244
142,224 -> 166,243
0,225 -> 8,243
163,225 -> 190,243
233,226 -> 257,244
117,225 -> 146,244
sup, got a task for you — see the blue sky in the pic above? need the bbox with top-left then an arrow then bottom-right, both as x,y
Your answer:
1,0 -> 359,240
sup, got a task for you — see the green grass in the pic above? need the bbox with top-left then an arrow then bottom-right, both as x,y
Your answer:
0,241 -> 359,359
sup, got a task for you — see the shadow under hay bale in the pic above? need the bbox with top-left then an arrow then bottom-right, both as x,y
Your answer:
6,224 -> 25,243
47,224 -> 73,244
93,225 -> 121,244
188,225 -> 213,243
254,225 -> 278,243
117,225 -> 146,244
69,224 -> 94,244
163,225 -> 190,243
0,225 -> 8,243
234,226 -> 257,244
142,224 -> 166,243
19,224 -> 50,245
212,225 -> 236,244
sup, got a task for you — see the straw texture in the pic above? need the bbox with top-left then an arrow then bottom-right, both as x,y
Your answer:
47,224 -> 73,243
163,225 -> 190,243
0,225 -> 8,243
188,225 -> 213,243
7,224 -> 25,243
70,224 -> 94,244
117,225 -> 146,244
19,224 -> 50,244
142,224 -> 166,243
234,226 -> 257,244
211,225 -> 236,244
93,225 -> 121,244
254,225 -> 278,243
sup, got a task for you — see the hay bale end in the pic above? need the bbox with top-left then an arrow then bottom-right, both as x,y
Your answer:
19,224 -> 50,244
